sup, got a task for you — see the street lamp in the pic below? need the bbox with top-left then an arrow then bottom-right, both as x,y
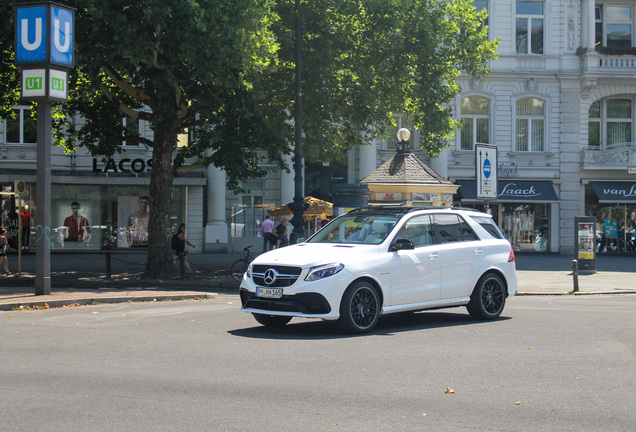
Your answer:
288,0 -> 308,243
397,127 -> 411,153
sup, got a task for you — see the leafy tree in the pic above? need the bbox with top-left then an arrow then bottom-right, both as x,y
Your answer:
55,0 -> 287,278
268,0 -> 497,162
1,0 -> 495,279
0,1 -> 20,119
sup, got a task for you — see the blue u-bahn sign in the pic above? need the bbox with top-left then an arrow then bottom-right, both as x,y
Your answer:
15,2 -> 74,68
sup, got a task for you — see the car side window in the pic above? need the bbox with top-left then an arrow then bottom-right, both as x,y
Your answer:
459,217 -> 479,241
433,214 -> 463,243
396,215 -> 433,247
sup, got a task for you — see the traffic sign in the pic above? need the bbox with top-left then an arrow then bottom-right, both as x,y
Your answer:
475,143 -> 498,200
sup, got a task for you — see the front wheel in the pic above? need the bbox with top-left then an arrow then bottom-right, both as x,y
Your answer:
230,259 -> 248,282
252,313 -> 292,327
467,273 -> 506,320
337,281 -> 380,333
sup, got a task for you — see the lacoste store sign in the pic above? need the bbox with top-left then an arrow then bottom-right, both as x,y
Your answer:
93,157 -> 153,174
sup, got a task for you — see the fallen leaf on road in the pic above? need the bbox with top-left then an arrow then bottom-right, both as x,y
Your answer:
515,401 -> 522,405
445,388 -> 456,394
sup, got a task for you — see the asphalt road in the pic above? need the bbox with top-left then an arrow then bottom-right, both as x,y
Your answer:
2,294 -> 635,432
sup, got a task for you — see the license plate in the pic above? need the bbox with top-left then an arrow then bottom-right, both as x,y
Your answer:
256,287 -> 283,299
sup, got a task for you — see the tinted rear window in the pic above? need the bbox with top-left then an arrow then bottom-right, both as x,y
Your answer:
470,215 -> 504,239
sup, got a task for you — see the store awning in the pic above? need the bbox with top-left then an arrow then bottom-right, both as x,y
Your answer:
590,181 -> 636,203
267,196 -> 333,218
456,180 -> 559,203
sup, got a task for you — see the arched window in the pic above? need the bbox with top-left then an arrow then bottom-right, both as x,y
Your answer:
460,96 -> 490,150
516,97 -> 544,152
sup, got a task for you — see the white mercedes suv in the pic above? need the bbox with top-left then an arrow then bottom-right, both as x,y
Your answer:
240,207 -> 517,333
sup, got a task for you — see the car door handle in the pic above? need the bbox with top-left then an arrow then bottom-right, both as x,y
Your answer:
428,252 -> 439,260
473,248 -> 483,255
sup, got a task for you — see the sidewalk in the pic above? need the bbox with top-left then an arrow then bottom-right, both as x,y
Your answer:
1,250 -> 635,311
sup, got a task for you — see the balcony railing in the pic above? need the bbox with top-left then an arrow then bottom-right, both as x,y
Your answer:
582,142 -> 636,169
582,52 -> 636,73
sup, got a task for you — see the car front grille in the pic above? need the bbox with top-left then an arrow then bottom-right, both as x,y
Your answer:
252,265 -> 302,287
240,289 -> 331,315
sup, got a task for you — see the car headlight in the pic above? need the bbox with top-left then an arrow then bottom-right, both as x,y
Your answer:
305,263 -> 344,281
246,262 -> 252,278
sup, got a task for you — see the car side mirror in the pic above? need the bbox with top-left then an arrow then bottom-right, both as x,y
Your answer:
392,238 -> 414,251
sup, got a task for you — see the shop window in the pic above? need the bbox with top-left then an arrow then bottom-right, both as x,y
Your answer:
232,181 -> 265,238
516,97 -> 545,152
516,1 -> 544,54
3,106 -> 37,145
46,185 -> 184,251
595,5 -> 633,48
585,185 -> 636,253
460,96 -> 490,151
501,203 -> 549,252
588,98 -> 633,150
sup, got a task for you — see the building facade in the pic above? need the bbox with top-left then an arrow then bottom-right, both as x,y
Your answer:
1,112 -> 206,253
347,0 -> 636,255
3,0 -> 636,255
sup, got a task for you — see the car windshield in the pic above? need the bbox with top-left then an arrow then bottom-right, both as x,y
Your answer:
307,214 -> 400,244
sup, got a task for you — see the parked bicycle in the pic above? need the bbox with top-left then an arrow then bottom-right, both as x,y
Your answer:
231,246 -> 254,282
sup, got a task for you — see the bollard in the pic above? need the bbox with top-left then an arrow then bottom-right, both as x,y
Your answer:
571,259 -> 579,293
106,250 -> 112,279
179,253 -> 186,280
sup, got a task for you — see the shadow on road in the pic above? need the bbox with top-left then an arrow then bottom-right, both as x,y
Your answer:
229,310 -> 512,340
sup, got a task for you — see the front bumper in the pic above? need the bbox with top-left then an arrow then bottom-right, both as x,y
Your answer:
239,266 -> 356,320
240,288 -> 332,315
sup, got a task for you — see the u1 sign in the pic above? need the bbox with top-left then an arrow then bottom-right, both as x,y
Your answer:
15,2 -> 74,68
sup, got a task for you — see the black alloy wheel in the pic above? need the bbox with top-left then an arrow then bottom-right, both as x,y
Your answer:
337,281 -> 380,333
467,273 -> 506,320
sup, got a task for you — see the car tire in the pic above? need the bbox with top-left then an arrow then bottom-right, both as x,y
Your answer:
252,313 -> 292,327
337,281 -> 380,333
467,273 -> 506,320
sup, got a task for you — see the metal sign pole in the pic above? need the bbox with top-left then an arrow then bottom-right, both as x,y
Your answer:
35,102 -> 52,295
15,2 -> 74,295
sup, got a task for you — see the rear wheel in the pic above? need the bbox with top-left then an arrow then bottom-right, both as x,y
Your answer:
252,313 -> 292,327
467,273 -> 506,320
337,281 -> 380,333
230,259 -> 248,282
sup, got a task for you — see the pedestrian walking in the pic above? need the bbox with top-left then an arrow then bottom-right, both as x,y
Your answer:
1,227 -> 16,275
261,215 -> 274,252
172,223 -> 195,272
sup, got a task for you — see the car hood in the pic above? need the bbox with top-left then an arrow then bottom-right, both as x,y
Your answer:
253,243 -> 374,268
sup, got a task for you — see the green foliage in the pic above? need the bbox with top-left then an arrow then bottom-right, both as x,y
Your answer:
52,0 -> 288,190
2,0 -> 496,170
0,0 -> 20,119
268,0 -> 498,160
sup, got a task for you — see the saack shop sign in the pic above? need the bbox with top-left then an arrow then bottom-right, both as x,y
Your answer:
93,157 -> 152,174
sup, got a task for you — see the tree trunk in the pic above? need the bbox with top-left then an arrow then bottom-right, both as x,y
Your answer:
144,127 -> 177,279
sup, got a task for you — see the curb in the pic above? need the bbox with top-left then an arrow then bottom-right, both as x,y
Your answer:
0,293 -> 218,312
516,290 -> 636,296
